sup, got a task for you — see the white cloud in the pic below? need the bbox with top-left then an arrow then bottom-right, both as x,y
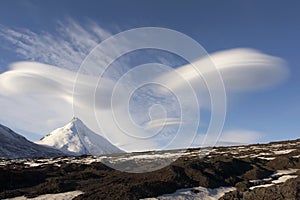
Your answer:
0,18 -> 112,71
0,62 -> 167,151
0,20 -> 289,152
158,48 -> 288,92
0,48 -> 287,151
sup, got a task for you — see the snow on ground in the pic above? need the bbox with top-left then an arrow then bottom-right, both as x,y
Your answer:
273,149 -> 296,155
250,183 -> 275,190
0,148 -> 209,169
1,136 -> 299,168
4,191 -> 83,200
272,168 -> 299,176
269,144 -> 284,148
257,157 -> 276,160
249,168 -> 299,190
250,175 -> 298,190
141,186 -> 236,200
272,175 -> 298,184
257,152 -> 273,156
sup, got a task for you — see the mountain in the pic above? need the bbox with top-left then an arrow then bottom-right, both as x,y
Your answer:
0,124 -> 65,159
37,117 -> 124,156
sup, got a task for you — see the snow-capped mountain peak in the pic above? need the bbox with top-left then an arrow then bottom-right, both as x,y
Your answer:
37,117 -> 124,156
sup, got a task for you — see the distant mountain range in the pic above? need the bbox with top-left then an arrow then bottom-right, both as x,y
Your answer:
0,118 -> 123,159
0,124 -> 64,158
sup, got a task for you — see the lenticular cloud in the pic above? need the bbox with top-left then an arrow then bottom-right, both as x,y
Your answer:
158,48 -> 288,92
0,48 -> 288,151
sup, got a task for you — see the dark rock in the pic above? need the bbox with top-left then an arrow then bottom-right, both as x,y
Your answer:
0,138 -> 300,199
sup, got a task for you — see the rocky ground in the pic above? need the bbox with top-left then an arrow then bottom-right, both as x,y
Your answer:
0,139 -> 299,199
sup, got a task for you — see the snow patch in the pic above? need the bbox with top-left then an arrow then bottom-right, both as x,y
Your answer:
258,157 -> 276,160
250,183 -> 274,190
272,175 -> 298,184
141,186 -> 236,200
4,190 -> 83,200
272,168 -> 299,176
273,149 -> 295,155
249,168 -> 299,190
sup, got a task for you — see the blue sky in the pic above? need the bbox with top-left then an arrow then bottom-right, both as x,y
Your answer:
0,0 -> 299,150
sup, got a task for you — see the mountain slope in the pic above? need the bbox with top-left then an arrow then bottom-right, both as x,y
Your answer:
37,117 -> 124,155
0,124 -> 65,158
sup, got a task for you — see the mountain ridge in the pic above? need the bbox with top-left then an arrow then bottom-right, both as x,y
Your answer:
0,123 -> 65,158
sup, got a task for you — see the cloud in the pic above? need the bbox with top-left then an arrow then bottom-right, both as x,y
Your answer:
0,62 -> 169,151
158,48 -> 288,92
144,118 -> 182,131
0,20 -> 289,152
0,47 -> 287,152
0,18 -> 112,71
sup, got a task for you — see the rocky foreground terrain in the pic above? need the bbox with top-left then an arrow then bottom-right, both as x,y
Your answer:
0,139 -> 299,200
